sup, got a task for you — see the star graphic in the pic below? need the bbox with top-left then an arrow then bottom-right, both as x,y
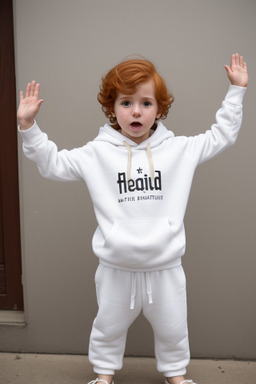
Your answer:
137,167 -> 143,174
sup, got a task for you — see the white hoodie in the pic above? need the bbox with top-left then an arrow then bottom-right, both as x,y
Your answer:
19,85 -> 246,272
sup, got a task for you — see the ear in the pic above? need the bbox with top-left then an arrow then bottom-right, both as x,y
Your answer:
110,107 -> 116,117
156,111 -> 161,119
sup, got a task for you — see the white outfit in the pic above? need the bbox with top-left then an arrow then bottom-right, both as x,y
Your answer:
19,85 -> 246,376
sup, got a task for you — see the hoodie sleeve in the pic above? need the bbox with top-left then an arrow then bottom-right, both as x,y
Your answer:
18,121 -> 92,181
187,85 -> 246,165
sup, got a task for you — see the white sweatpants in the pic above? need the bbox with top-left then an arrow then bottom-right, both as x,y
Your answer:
89,264 -> 190,378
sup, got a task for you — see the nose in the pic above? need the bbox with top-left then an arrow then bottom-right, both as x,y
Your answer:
132,104 -> 141,117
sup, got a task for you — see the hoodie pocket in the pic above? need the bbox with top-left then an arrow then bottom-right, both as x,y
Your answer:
97,217 -> 185,270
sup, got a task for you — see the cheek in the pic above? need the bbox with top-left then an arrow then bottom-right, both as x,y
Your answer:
116,110 -> 127,122
149,110 -> 160,121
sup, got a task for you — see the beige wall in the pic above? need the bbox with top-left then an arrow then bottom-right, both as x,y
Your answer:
1,0 -> 255,359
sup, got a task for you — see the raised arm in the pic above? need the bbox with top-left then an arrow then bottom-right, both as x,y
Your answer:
224,53 -> 248,87
17,81 -> 44,130
17,81 -> 93,182
187,54 -> 248,165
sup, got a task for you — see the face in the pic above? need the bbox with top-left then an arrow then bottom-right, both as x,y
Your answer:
113,79 -> 161,144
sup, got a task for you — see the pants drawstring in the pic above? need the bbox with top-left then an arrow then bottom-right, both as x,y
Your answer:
130,272 -> 153,309
146,272 -> 153,305
130,272 -> 136,310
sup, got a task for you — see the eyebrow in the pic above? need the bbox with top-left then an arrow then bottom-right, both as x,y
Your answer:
117,95 -> 155,101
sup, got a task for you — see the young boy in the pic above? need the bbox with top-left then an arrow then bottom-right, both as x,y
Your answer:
17,54 -> 248,384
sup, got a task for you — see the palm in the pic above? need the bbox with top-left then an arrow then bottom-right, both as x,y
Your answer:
18,95 -> 40,120
225,54 -> 248,87
17,81 -> 44,126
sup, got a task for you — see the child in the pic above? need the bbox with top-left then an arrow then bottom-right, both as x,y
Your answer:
17,54 -> 248,384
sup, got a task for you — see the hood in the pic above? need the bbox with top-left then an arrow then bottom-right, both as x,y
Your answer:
93,121 -> 175,180
93,121 -> 174,149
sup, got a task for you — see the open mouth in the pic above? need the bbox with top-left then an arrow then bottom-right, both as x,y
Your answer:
131,122 -> 142,128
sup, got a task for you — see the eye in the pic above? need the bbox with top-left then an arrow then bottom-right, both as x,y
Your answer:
122,100 -> 131,107
143,101 -> 152,107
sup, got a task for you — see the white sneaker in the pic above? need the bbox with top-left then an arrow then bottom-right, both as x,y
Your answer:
180,381 -> 197,384
165,380 -> 197,384
88,379 -> 114,384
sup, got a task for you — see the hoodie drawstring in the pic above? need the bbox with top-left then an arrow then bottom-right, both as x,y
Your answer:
124,141 -> 132,181
124,141 -> 155,181
146,143 -> 155,180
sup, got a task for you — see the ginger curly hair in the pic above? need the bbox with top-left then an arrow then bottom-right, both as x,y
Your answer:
97,59 -> 174,129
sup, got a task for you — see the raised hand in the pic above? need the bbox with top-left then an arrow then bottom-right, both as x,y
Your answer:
224,53 -> 248,87
17,81 -> 44,130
